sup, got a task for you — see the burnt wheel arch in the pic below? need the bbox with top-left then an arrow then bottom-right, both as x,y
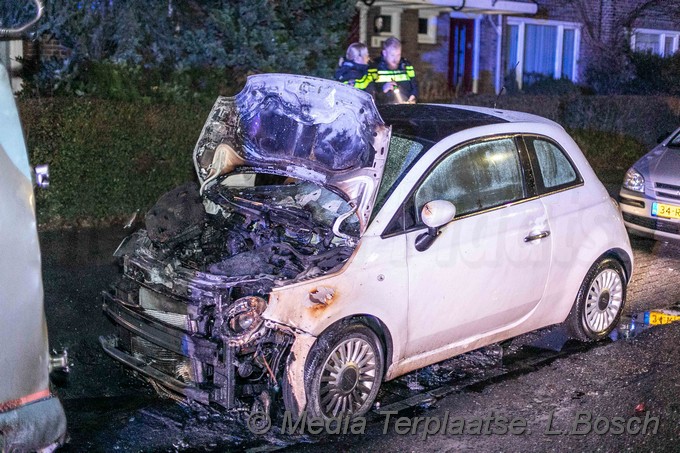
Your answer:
305,315 -> 393,380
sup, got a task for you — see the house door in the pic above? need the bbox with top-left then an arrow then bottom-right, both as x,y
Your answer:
449,18 -> 474,93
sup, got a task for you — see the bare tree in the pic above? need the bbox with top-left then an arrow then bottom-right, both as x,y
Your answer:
552,0 -> 679,92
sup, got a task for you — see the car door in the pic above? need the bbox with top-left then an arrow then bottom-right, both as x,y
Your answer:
396,136 -> 552,357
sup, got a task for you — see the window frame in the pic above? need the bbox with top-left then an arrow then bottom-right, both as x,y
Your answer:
381,134 -> 536,238
631,28 -> 680,56
417,9 -> 441,45
520,134 -> 583,195
506,17 -> 581,89
371,7 -> 402,48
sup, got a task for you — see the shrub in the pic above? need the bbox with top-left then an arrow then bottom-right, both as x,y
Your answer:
558,95 -> 678,148
20,98 -> 210,226
521,74 -> 583,96
624,52 -> 680,96
567,129 -> 647,184
27,0 -> 356,100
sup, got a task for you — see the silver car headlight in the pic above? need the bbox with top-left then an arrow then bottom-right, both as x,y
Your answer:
623,167 -> 644,193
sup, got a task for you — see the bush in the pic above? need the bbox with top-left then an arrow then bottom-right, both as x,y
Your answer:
624,52 -> 680,96
26,0 -> 356,100
458,94 -> 678,149
567,129 -> 647,184
558,95 -> 679,148
451,93 -> 679,184
521,75 -> 583,96
20,98 -> 210,226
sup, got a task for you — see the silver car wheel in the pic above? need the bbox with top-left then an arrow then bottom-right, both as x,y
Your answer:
584,268 -> 624,333
319,337 -> 378,417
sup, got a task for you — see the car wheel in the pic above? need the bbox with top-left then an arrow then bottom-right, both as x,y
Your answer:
305,322 -> 384,418
565,257 -> 626,341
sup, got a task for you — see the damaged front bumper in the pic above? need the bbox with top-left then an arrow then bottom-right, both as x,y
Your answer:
101,292 -> 235,407
101,288 -> 297,410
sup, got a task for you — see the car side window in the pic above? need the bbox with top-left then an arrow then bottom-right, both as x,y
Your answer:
526,137 -> 580,192
408,137 -> 525,227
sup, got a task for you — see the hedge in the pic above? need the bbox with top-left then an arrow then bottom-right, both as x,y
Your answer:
455,94 -> 679,184
19,95 -> 680,227
20,98 -> 210,226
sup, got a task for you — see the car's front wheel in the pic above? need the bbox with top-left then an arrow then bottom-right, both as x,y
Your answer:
565,257 -> 627,341
305,322 -> 384,418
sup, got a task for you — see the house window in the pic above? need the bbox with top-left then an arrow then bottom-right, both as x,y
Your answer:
505,18 -> 580,89
371,8 -> 401,48
632,29 -> 679,56
418,10 -> 442,45
418,18 -> 428,35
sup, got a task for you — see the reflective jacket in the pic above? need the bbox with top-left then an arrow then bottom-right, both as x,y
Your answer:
334,60 -> 371,90
366,57 -> 418,104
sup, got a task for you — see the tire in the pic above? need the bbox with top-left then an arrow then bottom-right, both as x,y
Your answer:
304,322 -> 384,419
565,257 -> 627,341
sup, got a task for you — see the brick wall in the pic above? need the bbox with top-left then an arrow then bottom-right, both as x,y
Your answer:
40,35 -> 71,59
530,0 -> 680,81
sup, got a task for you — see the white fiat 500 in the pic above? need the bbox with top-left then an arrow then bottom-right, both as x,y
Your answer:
101,74 -> 633,420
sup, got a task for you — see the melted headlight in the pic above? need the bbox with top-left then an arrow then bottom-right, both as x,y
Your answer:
623,167 -> 645,193
222,296 -> 267,345
230,311 -> 257,333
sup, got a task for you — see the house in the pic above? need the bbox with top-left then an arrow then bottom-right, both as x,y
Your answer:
353,0 -> 680,96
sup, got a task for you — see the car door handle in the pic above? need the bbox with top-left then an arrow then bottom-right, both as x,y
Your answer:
524,230 -> 550,242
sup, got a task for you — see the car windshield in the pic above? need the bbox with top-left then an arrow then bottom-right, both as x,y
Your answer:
372,133 -> 434,219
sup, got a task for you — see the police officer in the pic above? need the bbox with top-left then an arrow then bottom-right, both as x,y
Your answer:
367,37 -> 418,104
335,42 -> 372,90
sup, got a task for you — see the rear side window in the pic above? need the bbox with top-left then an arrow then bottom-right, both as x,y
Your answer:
526,137 -> 580,192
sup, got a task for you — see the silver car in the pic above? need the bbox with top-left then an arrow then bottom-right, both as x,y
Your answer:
620,127 -> 680,242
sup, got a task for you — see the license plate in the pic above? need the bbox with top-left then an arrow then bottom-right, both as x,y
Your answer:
644,311 -> 680,325
652,202 -> 680,220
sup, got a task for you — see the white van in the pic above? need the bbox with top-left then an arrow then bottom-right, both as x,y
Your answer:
0,4 -> 68,449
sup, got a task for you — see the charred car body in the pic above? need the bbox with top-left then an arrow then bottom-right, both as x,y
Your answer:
102,74 -> 633,419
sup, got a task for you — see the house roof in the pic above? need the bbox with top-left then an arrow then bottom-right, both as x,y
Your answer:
368,0 -> 537,15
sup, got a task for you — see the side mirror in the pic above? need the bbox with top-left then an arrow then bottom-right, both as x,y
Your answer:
415,200 -> 456,252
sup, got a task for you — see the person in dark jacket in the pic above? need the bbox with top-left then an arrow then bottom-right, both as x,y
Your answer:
334,42 -> 372,89
366,37 -> 418,104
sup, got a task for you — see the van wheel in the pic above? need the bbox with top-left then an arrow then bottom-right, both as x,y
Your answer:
565,258 -> 626,341
305,323 -> 383,418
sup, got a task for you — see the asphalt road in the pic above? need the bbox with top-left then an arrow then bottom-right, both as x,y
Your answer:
39,225 -> 680,452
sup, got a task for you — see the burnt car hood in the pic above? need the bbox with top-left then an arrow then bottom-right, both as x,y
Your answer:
193,74 -> 391,233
